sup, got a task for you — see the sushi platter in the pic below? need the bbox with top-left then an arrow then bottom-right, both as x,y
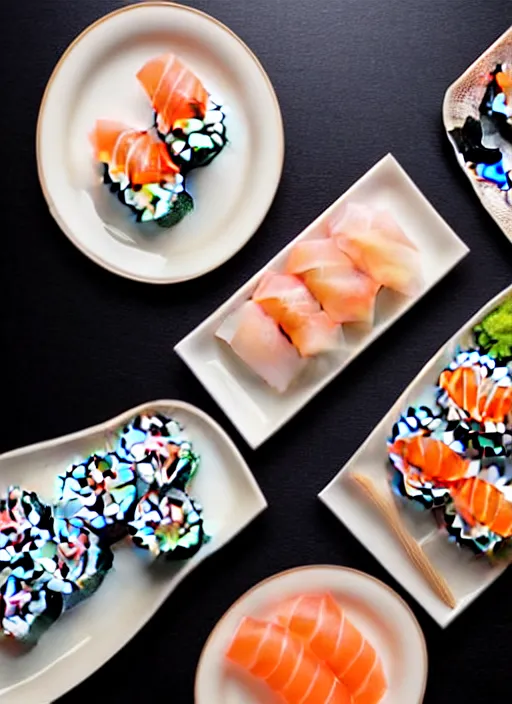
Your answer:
4,0 -> 512,702
0,401 -> 266,704
176,154 -> 469,448
320,284 -> 512,627
195,566 -> 427,704
36,2 -> 284,283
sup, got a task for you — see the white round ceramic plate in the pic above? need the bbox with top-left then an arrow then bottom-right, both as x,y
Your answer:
37,2 -> 284,283
195,565 -> 427,704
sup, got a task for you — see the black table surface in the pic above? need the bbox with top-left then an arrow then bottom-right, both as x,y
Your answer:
2,0 -> 512,701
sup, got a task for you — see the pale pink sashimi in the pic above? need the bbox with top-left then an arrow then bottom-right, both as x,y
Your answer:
215,301 -> 306,393
329,202 -> 423,297
271,593 -> 387,704
137,53 -> 209,135
226,617 -> 354,704
90,119 -> 179,185
285,238 -> 380,324
252,271 -> 341,357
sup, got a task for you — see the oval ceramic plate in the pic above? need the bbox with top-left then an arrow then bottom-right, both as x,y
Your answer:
0,400 -> 267,704
195,565 -> 427,704
37,2 -> 284,283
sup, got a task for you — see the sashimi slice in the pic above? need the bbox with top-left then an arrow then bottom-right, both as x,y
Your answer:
90,120 -> 179,185
137,53 -> 209,135
226,616 -> 353,704
253,271 -> 341,357
285,239 -> 380,324
271,593 -> 386,704
329,202 -> 423,297
215,301 -> 306,393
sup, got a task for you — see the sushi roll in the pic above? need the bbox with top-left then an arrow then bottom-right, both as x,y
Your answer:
216,300 -> 307,393
90,119 -> 193,227
137,53 -> 227,172
444,473 -> 512,557
252,271 -> 341,357
285,237 -> 380,325
128,486 -> 206,560
0,487 -> 54,573
0,575 -> 63,646
56,451 -> 138,543
116,413 -> 199,489
479,64 -> 512,143
37,519 -> 113,610
437,349 -> 512,425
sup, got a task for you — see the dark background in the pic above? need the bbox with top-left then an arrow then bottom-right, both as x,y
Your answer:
1,0 -> 512,701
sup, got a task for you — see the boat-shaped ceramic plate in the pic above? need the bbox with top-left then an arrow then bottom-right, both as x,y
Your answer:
36,2 -> 284,283
443,25 -> 512,240
0,400 -> 267,703
320,284 -> 512,627
175,154 -> 469,448
195,565 -> 427,704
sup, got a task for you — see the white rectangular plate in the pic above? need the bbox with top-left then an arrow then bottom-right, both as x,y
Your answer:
319,284 -> 512,628
0,400 -> 267,704
175,154 -> 469,448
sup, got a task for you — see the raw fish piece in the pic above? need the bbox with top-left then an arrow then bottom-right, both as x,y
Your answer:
439,365 -> 512,423
285,238 -> 380,324
226,616 -> 353,704
451,477 -> 512,538
90,120 -> 179,185
137,53 -> 209,136
271,593 -> 386,704
329,203 -> 423,297
388,435 -> 470,486
253,271 -> 341,357
216,301 -> 306,392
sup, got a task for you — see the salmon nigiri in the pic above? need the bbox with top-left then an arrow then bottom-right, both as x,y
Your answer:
439,365 -> 512,424
226,616 -> 353,704
329,203 -> 423,297
253,271 -> 341,357
90,120 -> 179,185
216,301 -> 306,393
137,53 -> 209,136
388,435 -> 469,485
270,593 -> 386,704
285,238 -> 380,325
451,477 -> 512,537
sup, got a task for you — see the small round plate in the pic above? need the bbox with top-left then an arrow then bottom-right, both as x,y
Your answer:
37,2 -> 284,283
195,565 -> 427,704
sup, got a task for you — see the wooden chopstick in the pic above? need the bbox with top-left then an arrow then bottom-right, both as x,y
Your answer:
351,472 -> 456,609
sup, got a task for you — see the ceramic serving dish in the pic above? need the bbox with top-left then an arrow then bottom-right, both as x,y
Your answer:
37,2 -> 284,283
0,400 -> 267,703
176,154 -> 469,448
320,284 -> 512,627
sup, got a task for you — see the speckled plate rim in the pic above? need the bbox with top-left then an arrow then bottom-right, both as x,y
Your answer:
0,399 -> 267,704
442,25 -> 512,241
194,565 -> 428,704
35,2 -> 285,284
